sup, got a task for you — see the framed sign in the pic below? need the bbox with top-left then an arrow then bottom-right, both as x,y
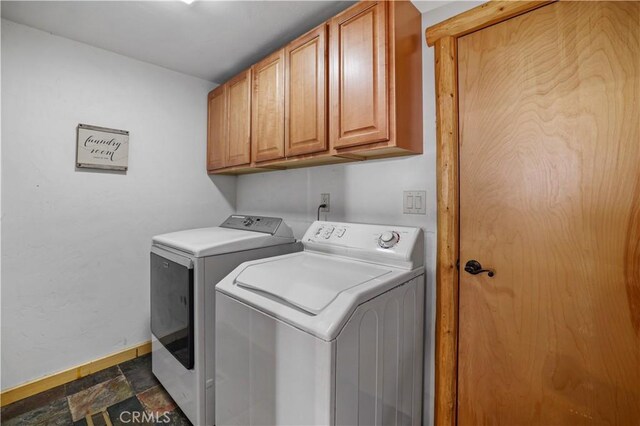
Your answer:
76,124 -> 129,171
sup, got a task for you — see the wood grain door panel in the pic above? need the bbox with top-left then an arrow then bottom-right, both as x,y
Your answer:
226,69 -> 251,167
458,2 -> 640,424
330,1 -> 389,149
252,49 -> 285,162
207,85 -> 226,170
285,25 -> 328,157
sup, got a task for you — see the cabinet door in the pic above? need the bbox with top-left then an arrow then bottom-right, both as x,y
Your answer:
330,1 -> 389,149
226,69 -> 252,167
252,50 -> 285,162
207,85 -> 227,171
285,25 -> 328,157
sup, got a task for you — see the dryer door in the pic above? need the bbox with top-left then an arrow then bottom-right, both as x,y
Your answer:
150,248 -> 194,370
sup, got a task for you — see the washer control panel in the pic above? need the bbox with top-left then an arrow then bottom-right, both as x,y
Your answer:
303,221 -> 423,269
310,223 -> 405,247
315,225 -> 348,240
220,215 -> 282,234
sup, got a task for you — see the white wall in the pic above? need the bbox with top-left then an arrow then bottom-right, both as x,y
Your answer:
236,3 -> 480,424
1,19 -> 236,390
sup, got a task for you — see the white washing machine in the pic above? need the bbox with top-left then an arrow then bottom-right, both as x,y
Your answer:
150,215 -> 301,426
216,221 -> 425,426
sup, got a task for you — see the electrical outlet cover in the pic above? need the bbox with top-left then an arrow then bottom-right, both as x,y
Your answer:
320,193 -> 330,212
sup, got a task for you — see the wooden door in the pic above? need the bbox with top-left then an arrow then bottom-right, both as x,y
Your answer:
226,69 -> 252,167
285,25 -> 328,157
207,85 -> 226,170
457,2 -> 640,424
252,49 -> 285,162
329,1 -> 388,149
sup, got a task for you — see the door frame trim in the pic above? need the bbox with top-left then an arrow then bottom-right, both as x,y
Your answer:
425,2 -> 556,425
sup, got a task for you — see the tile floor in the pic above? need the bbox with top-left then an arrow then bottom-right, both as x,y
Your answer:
1,354 -> 191,425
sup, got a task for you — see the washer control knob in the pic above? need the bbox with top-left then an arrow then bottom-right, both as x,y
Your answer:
243,217 -> 254,227
378,231 -> 399,249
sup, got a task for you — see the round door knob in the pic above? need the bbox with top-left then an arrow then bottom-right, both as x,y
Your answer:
378,231 -> 399,248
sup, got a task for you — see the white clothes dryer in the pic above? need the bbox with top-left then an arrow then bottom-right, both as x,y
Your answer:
150,215 -> 301,425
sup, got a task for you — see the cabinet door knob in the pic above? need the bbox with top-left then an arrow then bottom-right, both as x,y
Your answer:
464,260 -> 495,277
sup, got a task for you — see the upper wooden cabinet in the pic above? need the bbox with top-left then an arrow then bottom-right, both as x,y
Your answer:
330,0 -> 423,156
207,85 -> 226,171
252,49 -> 285,163
226,69 -> 252,167
330,2 -> 388,148
285,24 -> 328,157
208,0 -> 422,175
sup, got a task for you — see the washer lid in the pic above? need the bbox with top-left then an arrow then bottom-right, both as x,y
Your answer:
234,253 -> 392,315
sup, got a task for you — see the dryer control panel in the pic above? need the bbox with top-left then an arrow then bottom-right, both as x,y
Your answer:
220,215 -> 283,234
303,221 -> 424,270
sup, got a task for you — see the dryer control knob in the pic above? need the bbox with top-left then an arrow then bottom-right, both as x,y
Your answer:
378,231 -> 399,249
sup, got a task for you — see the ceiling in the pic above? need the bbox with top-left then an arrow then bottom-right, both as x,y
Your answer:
1,1 -> 446,84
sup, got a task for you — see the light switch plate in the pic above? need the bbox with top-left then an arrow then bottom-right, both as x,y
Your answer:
403,191 -> 426,215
